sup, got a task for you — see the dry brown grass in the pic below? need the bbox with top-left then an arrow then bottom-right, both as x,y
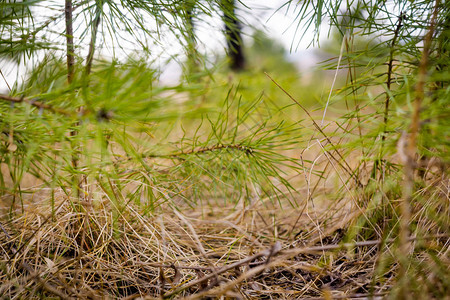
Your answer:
1,174 -> 447,300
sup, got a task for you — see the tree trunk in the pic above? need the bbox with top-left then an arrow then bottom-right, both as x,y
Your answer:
65,0 -> 75,84
221,0 -> 245,71
184,1 -> 198,76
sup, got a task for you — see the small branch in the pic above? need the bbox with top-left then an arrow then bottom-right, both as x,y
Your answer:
163,242 -> 282,298
65,0 -> 75,84
183,258 -> 279,300
65,0 -> 80,199
110,143 -> 255,177
21,261 -> 73,300
147,263 -> 211,271
169,143 -> 254,157
185,236 -> 432,300
25,2 -> 83,41
322,33 -> 346,126
78,1 -> 104,203
382,12 -> 405,143
85,3 -> 103,76
284,234 -> 447,255
304,292 -> 390,300
113,143 -> 255,166
400,0 -> 440,280
177,234 -> 447,299
265,73 -> 362,186
408,2 -> 439,156
181,1 -> 199,75
0,94 -> 74,116
0,69 -> 12,92
377,12 -> 406,179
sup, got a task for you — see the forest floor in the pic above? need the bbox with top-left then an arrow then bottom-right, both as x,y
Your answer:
0,185 -> 420,300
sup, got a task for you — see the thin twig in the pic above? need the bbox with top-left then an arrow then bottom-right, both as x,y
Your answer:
321,32 -> 346,126
111,143 -> 255,168
0,94 -> 74,116
25,2 -> 84,40
21,261 -> 73,300
85,2 -> 103,76
304,292 -> 389,300
162,242 -> 281,298
265,73 -> 361,186
65,0 -> 75,84
180,234 -> 448,299
65,0 -> 80,200
0,69 -> 12,92
167,143 -> 254,157
382,12 -> 405,144
377,12 -> 406,180
400,0 -> 440,275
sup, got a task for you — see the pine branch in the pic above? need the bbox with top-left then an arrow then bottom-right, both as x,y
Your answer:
399,0 -> 440,282
166,143 -> 254,157
112,143 -> 255,166
0,94 -> 74,116
380,12 -> 406,156
265,72 -> 362,187
383,12 -> 405,133
25,2 -> 83,41
85,2 -> 104,76
65,0 -> 75,84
